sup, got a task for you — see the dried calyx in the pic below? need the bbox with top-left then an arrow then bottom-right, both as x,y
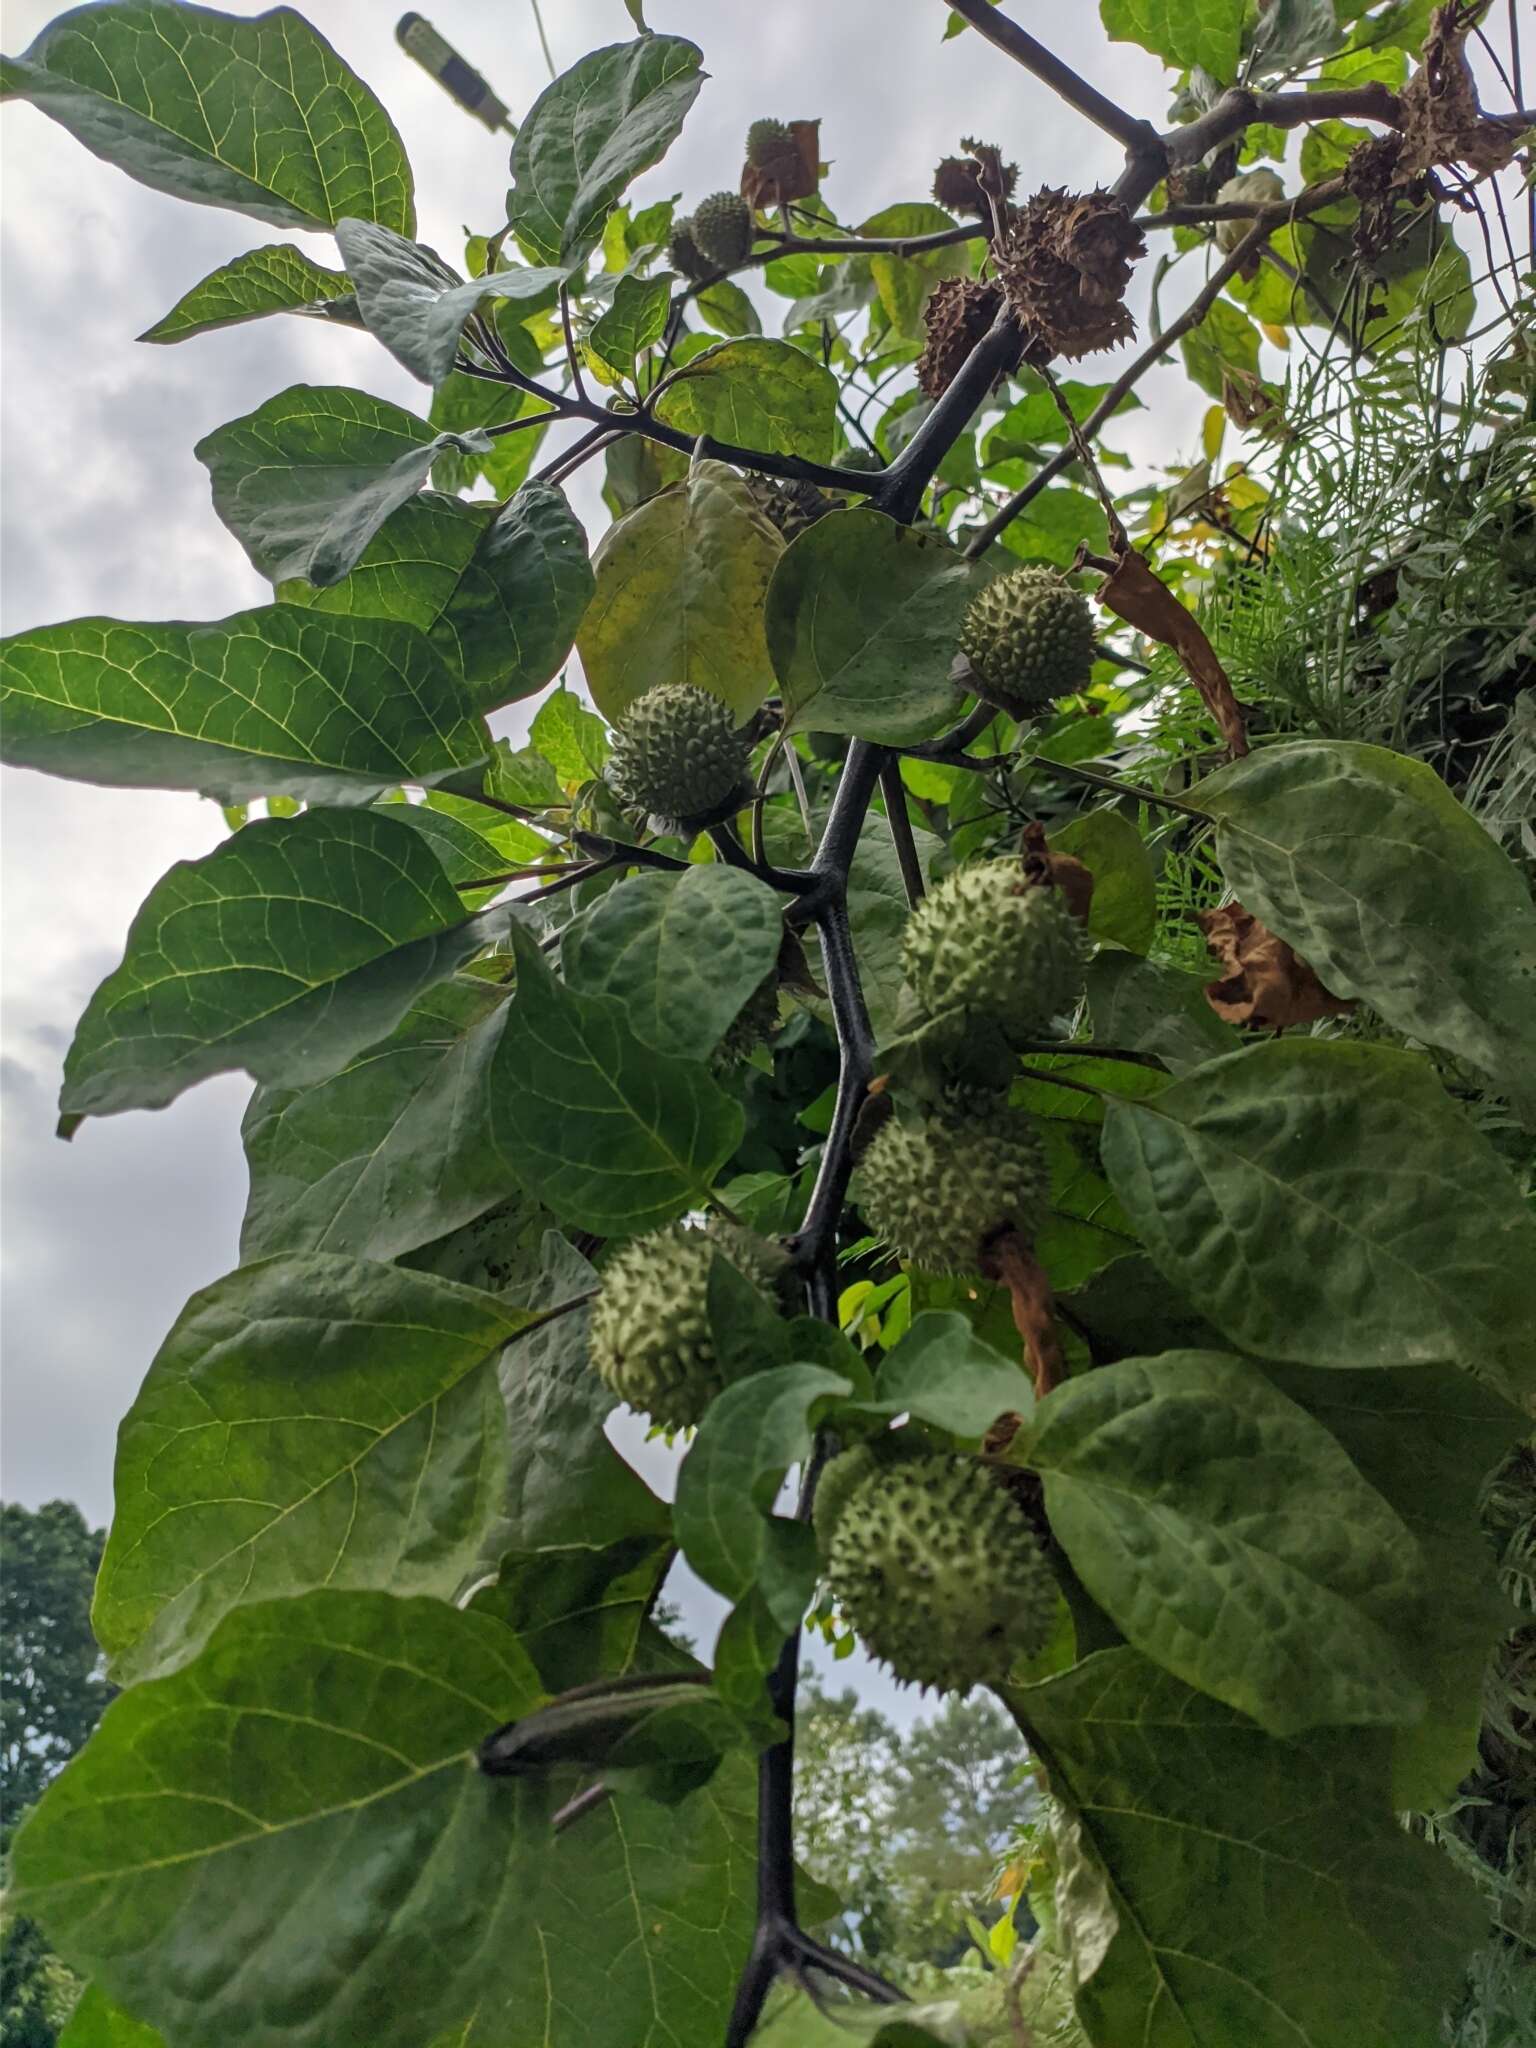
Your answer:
994,185 -> 1145,359
932,140 -> 1018,218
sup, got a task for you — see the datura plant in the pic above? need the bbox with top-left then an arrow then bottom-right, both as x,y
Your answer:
3,2 -> 1534,2045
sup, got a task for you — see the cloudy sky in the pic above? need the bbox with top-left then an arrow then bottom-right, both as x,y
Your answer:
9,0 -> 1509,1680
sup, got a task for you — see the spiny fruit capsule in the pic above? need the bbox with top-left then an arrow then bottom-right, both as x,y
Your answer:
588,1222 -> 785,1430
746,117 -> 798,173
823,1447 -> 1058,1691
604,684 -> 752,828
692,190 -> 754,270
902,861 -> 1086,1037
860,1108 -> 1048,1274
960,566 -> 1096,715
714,971 -> 781,1068
667,220 -> 713,283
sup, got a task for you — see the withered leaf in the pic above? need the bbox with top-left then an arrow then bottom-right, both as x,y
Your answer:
1199,902 -> 1356,1031
1095,548 -> 1249,758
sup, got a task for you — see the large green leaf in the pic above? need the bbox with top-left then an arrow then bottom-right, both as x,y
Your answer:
57,1985 -> 164,2048
1102,1039 -> 1536,1397
1083,950 -> 1239,1075
0,605 -> 488,804
239,976 -> 517,1262
282,482 -> 592,711
487,921 -> 744,1233
858,202 -> 971,341
60,809 -> 504,1121
1199,740 -> 1536,1108
334,218 -> 568,384
1258,1360 -> 1528,1806
853,1311 -> 1037,1439
1028,1350 -> 1425,1735
578,459 -> 782,722
507,36 -> 704,267
11,1592 -> 542,2048
1,2 -> 413,232
1018,1649 -> 1484,2048
765,508 -> 976,744
1049,808 -> 1157,956
587,272 -> 673,384
654,339 -> 839,464
494,1233 -> 668,1557
1099,0 -> 1246,83
93,1256 -> 533,1682
561,865 -> 783,1060
139,243 -> 353,343
196,385 -> 489,589
674,1363 -> 857,1622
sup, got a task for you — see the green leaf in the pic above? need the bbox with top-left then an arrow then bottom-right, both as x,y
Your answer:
94,1256 -> 534,1682
1101,1039 -> 1536,1397
240,976 -> 518,1262
1,2 -> 414,231
57,1985 -> 164,2048
476,1536 -> 672,1692
587,271 -> 672,382
674,1364 -> 855,1618
197,384 -> 490,589
284,483 -> 592,712
996,485 -> 1111,568
579,458 -> 782,723
1083,951 -> 1239,1075
766,508 -> 975,744
335,218 -> 568,384
1258,1361 -> 1528,1807
1049,809 -> 1157,954
138,242 -> 352,343
854,1311 -> 1036,1439
859,202 -> 971,340
654,338 -> 839,463
1018,1648 -> 1484,2048
529,684 -> 610,785
1028,1350 -> 1425,1735
1179,296 -> 1261,399
561,866 -> 783,1060
694,278 -> 762,337
11,1591 -> 544,2048
1198,740 -> 1536,1108
1099,0 -> 1246,84
494,1232 -> 669,1556
508,36 -> 704,267
382,795 -> 549,903
487,922 -> 743,1233
984,380 -> 1141,462
61,809 -> 505,1121
0,604 -> 487,804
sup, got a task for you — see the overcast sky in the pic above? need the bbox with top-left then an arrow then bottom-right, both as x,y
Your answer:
9,0 -> 1508,1688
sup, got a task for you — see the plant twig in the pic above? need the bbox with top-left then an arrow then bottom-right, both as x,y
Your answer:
942,0 -> 1167,166
878,757 -> 925,908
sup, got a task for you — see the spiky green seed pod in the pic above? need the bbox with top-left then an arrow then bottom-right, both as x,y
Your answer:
605,684 -> 752,828
746,117 -> 796,171
826,1449 -> 1058,1691
705,1216 -> 794,1306
902,861 -> 1086,1038
860,1108 -> 1048,1273
667,219 -> 714,283
714,972 -> 781,1068
813,1433 -> 923,1555
960,567 -> 1096,715
746,472 -> 835,541
589,1223 -> 782,1429
692,190 -> 754,270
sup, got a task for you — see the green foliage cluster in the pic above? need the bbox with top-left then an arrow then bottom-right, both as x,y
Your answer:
1,2 -> 1533,2045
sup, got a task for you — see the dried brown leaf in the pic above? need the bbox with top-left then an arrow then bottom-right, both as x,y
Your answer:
1199,902 -> 1357,1031
1095,548 -> 1249,758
